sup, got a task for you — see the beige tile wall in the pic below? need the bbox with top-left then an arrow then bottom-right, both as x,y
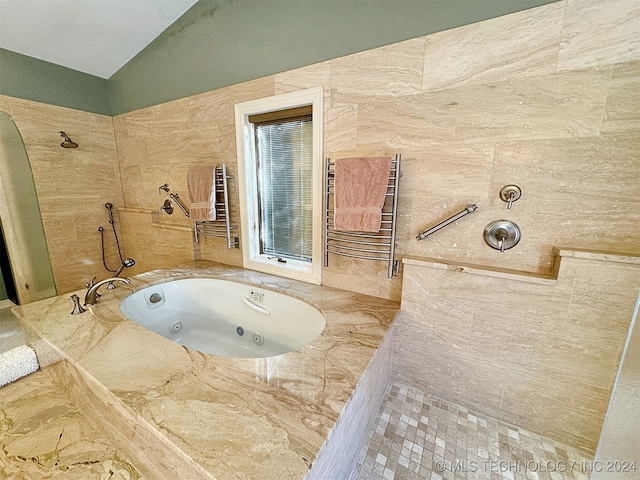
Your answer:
113,0 -> 639,302
0,96 -> 124,296
395,252 -> 640,454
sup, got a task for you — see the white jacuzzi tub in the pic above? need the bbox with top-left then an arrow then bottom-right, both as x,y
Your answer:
119,278 -> 326,358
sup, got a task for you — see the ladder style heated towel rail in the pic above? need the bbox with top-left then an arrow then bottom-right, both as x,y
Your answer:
324,154 -> 401,278
193,163 -> 239,249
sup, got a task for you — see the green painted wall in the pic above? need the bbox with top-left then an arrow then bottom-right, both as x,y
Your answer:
1,0 -> 559,116
0,48 -> 111,115
109,0 -> 560,115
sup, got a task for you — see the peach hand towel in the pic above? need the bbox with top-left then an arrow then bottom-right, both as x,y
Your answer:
187,165 -> 217,221
334,156 -> 392,232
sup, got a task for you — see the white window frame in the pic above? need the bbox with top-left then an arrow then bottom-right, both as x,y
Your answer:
234,87 -> 323,284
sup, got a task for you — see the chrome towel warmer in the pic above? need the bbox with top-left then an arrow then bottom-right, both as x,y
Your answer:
324,154 -> 401,278
193,163 -> 239,249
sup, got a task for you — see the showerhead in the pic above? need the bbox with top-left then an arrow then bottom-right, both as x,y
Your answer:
59,131 -> 78,148
105,202 -> 113,211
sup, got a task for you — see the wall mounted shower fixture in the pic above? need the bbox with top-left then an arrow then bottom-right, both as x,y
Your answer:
484,220 -> 521,253
158,183 -> 170,195
58,131 -> 78,148
500,185 -> 521,209
160,199 -> 174,215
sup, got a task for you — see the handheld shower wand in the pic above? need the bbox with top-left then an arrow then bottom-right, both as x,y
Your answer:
106,257 -> 136,290
113,257 -> 135,278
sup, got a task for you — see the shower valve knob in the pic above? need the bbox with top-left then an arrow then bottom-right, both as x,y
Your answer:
500,185 -> 521,210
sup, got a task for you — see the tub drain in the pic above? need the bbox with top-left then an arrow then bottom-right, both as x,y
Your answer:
253,331 -> 264,346
169,321 -> 182,334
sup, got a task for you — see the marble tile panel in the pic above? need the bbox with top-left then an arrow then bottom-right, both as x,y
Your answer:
324,102 -> 358,153
48,360 -> 204,480
118,210 -> 195,275
115,133 -> 149,166
331,37 -> 425,98
182,121 -> 219,162
600,61 -> 640,136
216,122 -> 238,161
275,60 -> 331,100
557,0 -> 640,71
527,198 -> 640,257
196,236 -> 243,267
120,164 -> 145,207
491,136 -> 640,200
354,92 -> 458,150
40,212 -> 78,244
397,144 -> 494,199
422,2 -> 564,92
123,108 -> 155,138
188,76 -> 276,127
453,67 -> 612,143
500,365 -> 610,455
566,259 -> 640,327
147,99 -> 191,164
0,369 -> 143,480
393,312 -> 509,419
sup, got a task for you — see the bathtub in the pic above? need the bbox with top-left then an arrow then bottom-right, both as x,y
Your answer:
13,261 -> 399,479
119,278 -> 326,358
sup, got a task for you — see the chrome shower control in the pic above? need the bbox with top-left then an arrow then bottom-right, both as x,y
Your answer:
500,185 -> 521,210
160,199 -> 173,215
484,220 -> 521,253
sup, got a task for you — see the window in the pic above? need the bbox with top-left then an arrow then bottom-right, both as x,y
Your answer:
235,88 -> 323,284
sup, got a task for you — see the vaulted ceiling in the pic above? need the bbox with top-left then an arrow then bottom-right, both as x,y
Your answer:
0,0 -> 198,78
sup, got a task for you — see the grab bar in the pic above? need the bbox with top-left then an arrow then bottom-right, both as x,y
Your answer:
241,296 -> 271,315
416,204 -> 478,240
169,193 -> 190,218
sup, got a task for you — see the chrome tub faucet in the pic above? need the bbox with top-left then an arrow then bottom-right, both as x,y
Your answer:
84,277 -> 131,305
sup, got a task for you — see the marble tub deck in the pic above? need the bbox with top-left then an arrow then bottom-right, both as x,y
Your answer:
0,368 -> 143,479
11,261 -> 400,480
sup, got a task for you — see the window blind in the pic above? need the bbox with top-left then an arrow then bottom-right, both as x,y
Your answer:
254,117 -> 313,261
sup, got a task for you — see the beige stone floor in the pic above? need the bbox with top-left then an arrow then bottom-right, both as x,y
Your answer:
0,367 -> 143,480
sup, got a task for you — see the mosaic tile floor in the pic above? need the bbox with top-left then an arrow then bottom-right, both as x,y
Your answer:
352,383 -> 592,480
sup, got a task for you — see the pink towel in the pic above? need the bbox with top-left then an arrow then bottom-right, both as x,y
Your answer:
187,165 -> 217,221
334,157 -> 392,232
